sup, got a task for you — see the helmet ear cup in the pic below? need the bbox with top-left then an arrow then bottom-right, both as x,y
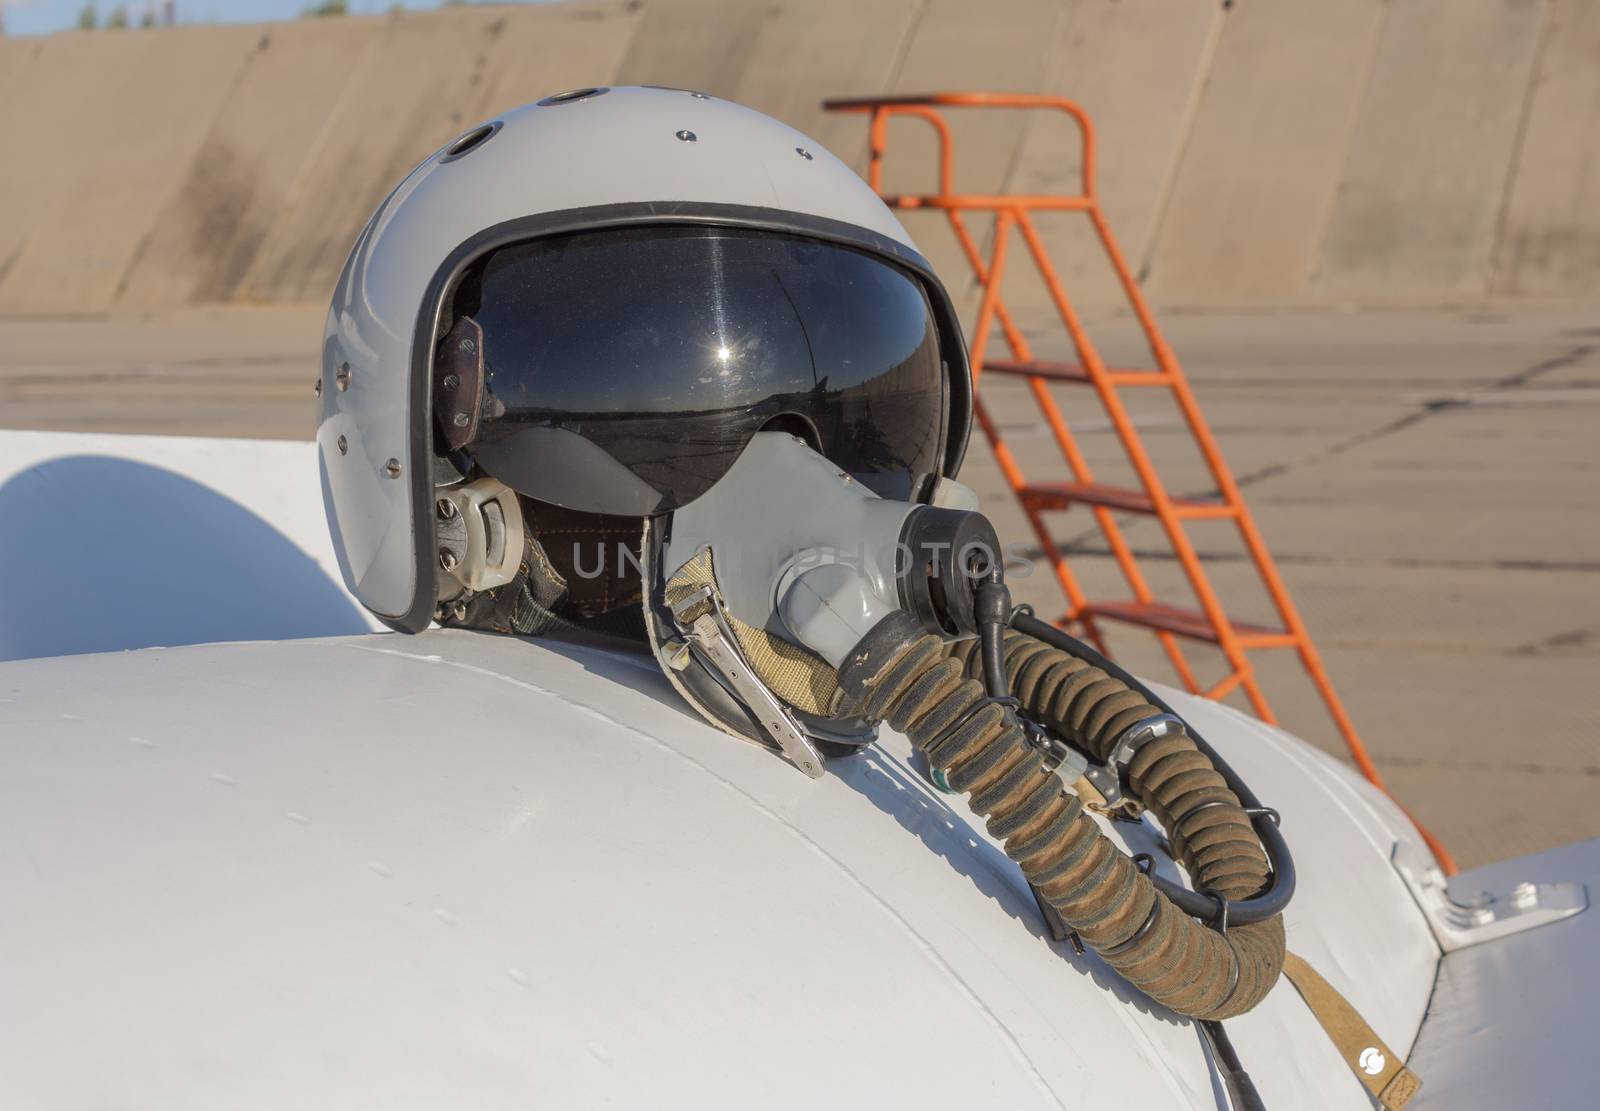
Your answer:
436,478 -> 525,596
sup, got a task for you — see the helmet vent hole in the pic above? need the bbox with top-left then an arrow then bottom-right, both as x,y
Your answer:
441,121 -> 502,163
643,84 -> 711,100
538,86 -> 610,106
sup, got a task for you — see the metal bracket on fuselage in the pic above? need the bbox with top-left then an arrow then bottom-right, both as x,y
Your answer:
1391,840 -> 1588,952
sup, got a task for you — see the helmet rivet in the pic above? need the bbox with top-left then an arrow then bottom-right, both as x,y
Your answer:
439,549 -> 459,572
452,412 -> 470,428
335,362 -> 352,391
314,378 -> 323,397
383,458 -> 402,478
436,497 -> 458,520
336,435 -> 348,456
795,147 -> 813,160
442,373 -> 460,390
675,129 -> 697,143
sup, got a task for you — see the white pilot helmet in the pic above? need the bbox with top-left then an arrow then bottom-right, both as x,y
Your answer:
315,92 -> 1296,1031
319,84 -> 972,638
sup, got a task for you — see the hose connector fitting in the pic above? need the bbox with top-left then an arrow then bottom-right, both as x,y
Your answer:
1082,713 -> 1187,813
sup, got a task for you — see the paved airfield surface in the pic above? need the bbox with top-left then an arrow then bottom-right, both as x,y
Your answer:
2,305 -> 1596,868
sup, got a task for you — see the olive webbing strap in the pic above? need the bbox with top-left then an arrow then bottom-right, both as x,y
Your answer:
1282,950 -> 1422,1110
449,531 -> 571,636
662,547 -> 840,715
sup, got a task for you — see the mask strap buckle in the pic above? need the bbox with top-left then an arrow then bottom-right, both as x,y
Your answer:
670,580 -> 826,779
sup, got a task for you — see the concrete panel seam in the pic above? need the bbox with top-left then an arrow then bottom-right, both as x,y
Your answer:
110,36 -> 265,307
1487,0 -> 1555,294
1300,0 -> 1392,295
840,0 -> 929,169
882,0 -> 931,94
1135,0 -> 1229,282
603,4 -> 650,94
237,27 -> 387,301
987,3 -> 1076,239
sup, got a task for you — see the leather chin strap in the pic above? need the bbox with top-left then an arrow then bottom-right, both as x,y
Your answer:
446,528 -> 570,636
1283,951 -> 1422,1109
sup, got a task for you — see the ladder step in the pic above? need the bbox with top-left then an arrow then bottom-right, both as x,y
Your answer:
984,359 -> 1169,387
1019,482 -> 1235,519
1080,601 -> 1297,648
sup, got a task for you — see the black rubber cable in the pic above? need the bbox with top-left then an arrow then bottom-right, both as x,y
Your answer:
1008,611 -> 1296,926
1201,1019 -> 1267,1111
975,569 -> 1013,701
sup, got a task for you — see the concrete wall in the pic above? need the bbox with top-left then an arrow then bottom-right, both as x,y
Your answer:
1492,0 -> 1600,297
1142,0 -> 1386,305
1,0 -> 1597,317
1309,0 -> 1546,302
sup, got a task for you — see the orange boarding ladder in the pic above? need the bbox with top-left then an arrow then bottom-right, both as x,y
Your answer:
823,92 -> 1453,873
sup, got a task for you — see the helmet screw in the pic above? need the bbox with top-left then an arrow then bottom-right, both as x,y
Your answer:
336,435 -> 348,455
436,497 -> 458,520
795,147 -> 813,160
675,129 -> 697,143
383,458 -> 402,478
452,412 -> 470,428
335,362 -> 352,391
442,373 -> 460,390
439,548 -> 459,572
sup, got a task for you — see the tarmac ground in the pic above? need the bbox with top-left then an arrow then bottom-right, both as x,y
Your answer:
1,305 -> 1596,869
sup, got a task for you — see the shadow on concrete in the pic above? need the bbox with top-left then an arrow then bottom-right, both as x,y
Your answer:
0,454 -> 368,662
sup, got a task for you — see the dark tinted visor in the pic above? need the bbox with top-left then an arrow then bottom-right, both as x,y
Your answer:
454,225 -> 949,515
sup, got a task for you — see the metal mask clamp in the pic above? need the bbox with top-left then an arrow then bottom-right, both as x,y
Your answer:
1082,712 -> 1187,813
669,583 -> 827,779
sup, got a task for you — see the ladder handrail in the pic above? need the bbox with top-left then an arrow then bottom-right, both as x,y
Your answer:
823,92 -> 1098,201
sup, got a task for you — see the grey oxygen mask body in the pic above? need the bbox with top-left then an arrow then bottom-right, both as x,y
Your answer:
642,432 -> 1000,776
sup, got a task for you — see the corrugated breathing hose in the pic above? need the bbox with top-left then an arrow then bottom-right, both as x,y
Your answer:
836,611 -> 1285,1021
